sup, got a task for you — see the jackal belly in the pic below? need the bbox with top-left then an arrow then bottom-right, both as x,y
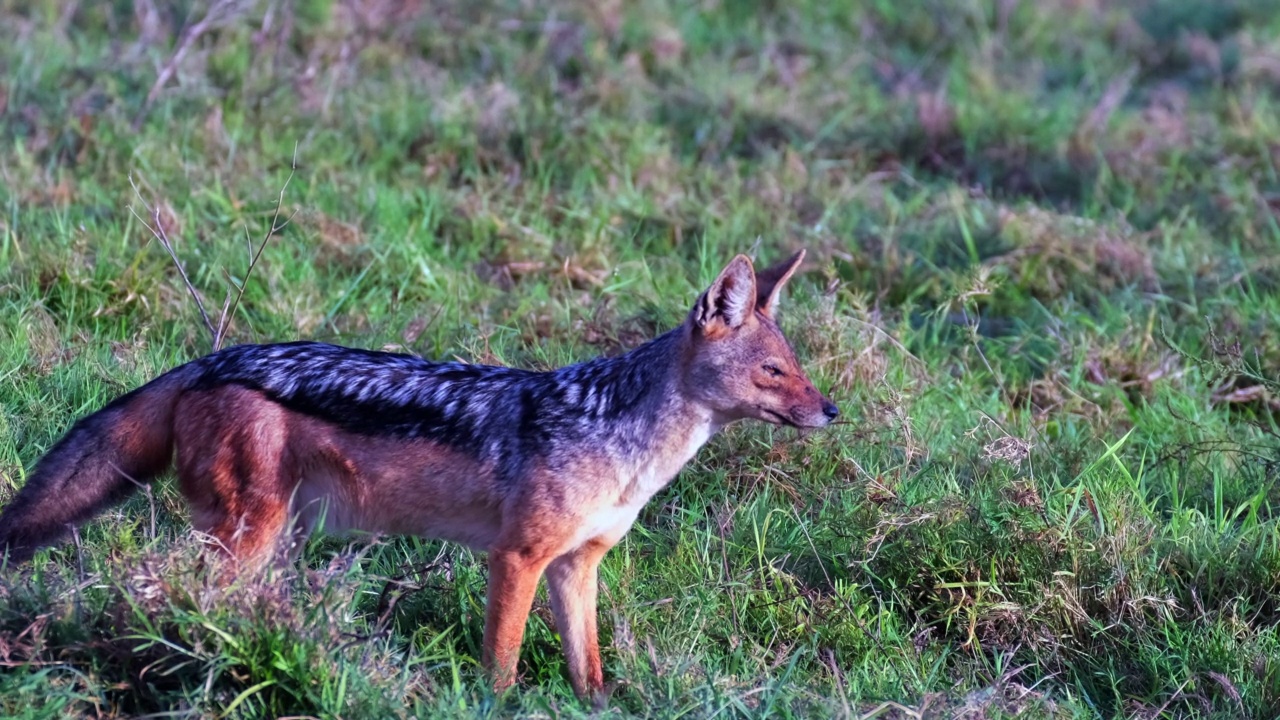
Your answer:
289,467 -> 495,548
288,420 -> 504,549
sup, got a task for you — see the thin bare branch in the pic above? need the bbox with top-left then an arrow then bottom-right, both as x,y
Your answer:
214,142 -> 299,349
131,144 -> 297,352
128,174 -> 219,344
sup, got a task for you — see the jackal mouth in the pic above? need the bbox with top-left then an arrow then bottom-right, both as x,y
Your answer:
761,408 -> 797,427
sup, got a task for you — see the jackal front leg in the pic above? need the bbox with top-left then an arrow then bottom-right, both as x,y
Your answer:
482,548 -> 551,692
546,539 -> 611,699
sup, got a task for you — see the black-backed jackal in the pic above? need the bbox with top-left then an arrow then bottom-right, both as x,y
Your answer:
0,250 -> 837,698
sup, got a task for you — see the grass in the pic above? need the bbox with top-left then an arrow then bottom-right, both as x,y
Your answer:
2,0 -> 1280,716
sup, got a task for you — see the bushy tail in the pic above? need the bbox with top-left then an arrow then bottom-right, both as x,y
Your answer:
0,368 -> 193,564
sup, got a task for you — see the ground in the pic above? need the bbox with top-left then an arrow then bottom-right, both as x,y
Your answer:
2,1 -> 1280,717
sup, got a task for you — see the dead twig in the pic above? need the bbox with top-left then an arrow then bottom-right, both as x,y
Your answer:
129,143 -> 299,351
215,143 -> 300,349
129,175 -> 220,344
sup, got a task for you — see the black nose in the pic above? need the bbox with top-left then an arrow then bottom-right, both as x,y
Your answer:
822,401 -> 839,419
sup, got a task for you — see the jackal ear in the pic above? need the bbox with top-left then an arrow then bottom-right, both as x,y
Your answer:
693,254 -> 756,335
754,249 -> 805,318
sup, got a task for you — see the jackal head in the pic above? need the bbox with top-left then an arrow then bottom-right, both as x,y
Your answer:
682,250 -> 839,429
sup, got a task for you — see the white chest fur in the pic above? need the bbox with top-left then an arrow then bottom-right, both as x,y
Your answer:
571,418 -> 717,550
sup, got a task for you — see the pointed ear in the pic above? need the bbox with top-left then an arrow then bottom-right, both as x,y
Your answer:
754,249 -> 805,318
692,255 -> 757,336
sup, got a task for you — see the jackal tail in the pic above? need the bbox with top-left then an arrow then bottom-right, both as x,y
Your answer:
0,368 -> 192,564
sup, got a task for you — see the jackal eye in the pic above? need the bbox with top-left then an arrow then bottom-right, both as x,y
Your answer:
762,363 -> 785,377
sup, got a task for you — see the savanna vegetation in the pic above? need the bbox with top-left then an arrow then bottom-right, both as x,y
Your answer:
2,0 -> 1280,717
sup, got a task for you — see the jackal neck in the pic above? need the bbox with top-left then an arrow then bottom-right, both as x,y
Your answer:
551,326 -> 716,496
544,326 -> 701,441
557,326 -> 710,424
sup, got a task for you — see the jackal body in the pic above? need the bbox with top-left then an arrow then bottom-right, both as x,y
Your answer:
0,251 -> 836,698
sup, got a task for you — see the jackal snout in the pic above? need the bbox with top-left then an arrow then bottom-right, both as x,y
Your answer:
782,377 -> 840,429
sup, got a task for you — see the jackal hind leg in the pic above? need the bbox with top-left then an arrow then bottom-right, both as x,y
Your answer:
182,454 -> 294,576
175,389 -> 296,577
546,539 -> 612,700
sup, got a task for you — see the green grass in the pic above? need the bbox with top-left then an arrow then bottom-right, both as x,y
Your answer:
2,0 -> 1280,716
